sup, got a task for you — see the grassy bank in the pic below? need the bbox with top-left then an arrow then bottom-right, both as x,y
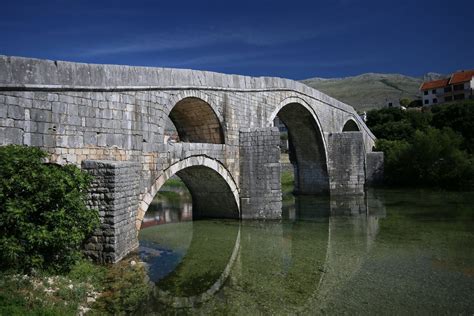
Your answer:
0,257 -> 152,315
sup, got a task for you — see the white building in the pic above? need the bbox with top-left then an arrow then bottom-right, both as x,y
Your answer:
420,70 -> 474,106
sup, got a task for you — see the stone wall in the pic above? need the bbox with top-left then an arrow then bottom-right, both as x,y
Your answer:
0,55 -> 382,262
327,132 -> 366,195
239,127 -> 281,219
82,160 -> 140,263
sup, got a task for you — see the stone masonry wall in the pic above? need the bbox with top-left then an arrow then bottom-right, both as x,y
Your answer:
0,56 -> 381,262
327,132 -> 365,195
82,160 -> 140,263
239,127 -> 282,219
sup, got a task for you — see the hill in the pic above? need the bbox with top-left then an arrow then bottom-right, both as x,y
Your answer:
301,73 -> 444,112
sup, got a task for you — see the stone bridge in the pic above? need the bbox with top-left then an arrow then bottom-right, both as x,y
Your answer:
0,56 -> 383,263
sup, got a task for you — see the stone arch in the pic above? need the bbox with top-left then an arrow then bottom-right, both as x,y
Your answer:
342,119 -> 360,132
166,91 -> 224,144
137,156 -> 239,228
270,97 -> 329,194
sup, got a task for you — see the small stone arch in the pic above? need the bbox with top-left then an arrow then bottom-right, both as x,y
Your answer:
165,91 -> 225,144
268,96 -> 329,157
136,156 -> 239,229
269,96 -> 330,194
342,119 -> 360,132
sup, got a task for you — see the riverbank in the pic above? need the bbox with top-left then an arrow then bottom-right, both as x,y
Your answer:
0,256 -> 152,315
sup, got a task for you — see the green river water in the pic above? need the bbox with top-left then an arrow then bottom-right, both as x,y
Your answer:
137,187 -> 474,315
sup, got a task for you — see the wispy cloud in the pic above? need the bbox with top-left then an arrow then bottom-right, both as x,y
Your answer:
71,23 -> 350,58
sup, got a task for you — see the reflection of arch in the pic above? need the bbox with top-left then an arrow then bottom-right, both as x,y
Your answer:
291,195 -> 381,314
168,96 -> 224,144
270,97 -> 329,194
155,222 -> 241,308
342,119 -> 360,132
137,156 -> 240,228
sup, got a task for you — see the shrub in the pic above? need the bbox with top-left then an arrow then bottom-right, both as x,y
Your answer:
431,101 -> 474,153
376,128 -> 474,189
0,145 -> 99,273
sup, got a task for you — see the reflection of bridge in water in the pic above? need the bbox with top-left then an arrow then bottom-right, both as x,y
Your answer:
139,190 -> 386,312
0,56 -> 384,263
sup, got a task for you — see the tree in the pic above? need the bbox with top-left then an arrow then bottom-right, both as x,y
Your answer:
408,99 -> 423,108
431,101 -> 474,153
0,145 -> 99,273
399,98 -> 411,107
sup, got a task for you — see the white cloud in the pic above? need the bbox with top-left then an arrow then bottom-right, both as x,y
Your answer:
72,23 -> 346,57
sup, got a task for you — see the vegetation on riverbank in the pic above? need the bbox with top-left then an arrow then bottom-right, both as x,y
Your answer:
0,146 -> 152,315
0,257 -> 152,315
367,101 -> 474,189
0,145 -> 99,273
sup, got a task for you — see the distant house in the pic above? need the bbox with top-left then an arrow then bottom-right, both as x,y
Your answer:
386,99 -> 400,108
420,70 -> 474,106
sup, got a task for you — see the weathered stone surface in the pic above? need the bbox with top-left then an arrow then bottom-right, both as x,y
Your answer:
82,160 -> 140,264
327,132 -> 366,195
0,55 -> 381,262
239,127 -> 282,219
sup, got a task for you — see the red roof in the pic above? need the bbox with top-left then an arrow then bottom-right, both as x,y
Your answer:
420,78 -> 449,91
449,70 -> 474,85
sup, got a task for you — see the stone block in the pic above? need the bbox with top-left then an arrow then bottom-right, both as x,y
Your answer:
7,105 -> 24,119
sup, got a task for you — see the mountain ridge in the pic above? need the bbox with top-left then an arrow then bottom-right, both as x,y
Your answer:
301,72 -> 445,111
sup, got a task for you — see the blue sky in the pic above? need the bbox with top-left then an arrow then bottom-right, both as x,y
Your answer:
1,0 -> 473,79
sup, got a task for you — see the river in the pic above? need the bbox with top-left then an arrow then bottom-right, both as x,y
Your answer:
137,182 -> 474,314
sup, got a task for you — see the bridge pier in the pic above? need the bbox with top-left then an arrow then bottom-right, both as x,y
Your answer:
327,132 -> 366,195
239,127 -> 282,219
82,160 -> 140,263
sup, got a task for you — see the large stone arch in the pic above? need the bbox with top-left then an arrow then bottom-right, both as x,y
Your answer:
269,97 -> 330,194
342,118 -> 360,132
165,91 -> 225,144
137,156 -> 239,229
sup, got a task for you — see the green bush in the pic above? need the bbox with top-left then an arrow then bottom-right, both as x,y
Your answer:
431,101 -> 474,153
0,145 -> 99,273
376,128 -> 474,189
370,102 -> 474,189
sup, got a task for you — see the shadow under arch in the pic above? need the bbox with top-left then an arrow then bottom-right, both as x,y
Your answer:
342,119 -> 360,132
137,156 -> 240,229
270,98 -> 329,195
167,96 -> 225,144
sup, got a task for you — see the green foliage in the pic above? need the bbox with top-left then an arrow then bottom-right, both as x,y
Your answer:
371,103 -> 474,189
431,100 -> 474,153
375,139 -> 411,183
0,264 -> 102,316
377,129 -> 474,188
162,176 -> 187,189
371,120 -> 415,141
68,259 -> 107,289
92,259 -> 152,315
367,108 -> 432,141
0,145 -> 99,273
399,98 -> 411,107
408,99 -> 423,108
